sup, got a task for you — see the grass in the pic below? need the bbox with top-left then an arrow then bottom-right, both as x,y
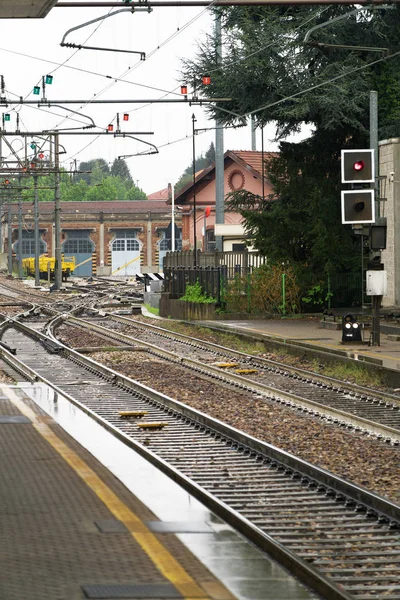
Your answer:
311,360 -> 383,389
144,303 -> 160,317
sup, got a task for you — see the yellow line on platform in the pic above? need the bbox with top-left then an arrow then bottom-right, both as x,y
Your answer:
3,386 -> 214,600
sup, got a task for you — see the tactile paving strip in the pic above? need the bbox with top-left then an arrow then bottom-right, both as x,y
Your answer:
94,519 -> 129,533
0,415 -> 30,423
82,582 -> 183,598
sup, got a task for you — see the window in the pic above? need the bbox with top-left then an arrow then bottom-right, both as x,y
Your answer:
112,238 -> 139,252
16,231 -> 46,255
160,238 -> 182,251
63,231 -> 94,254
64,239 -> 93,253
205,229 -> 216,251
127,239 -> 139,251
232,244 -> 246,251
112,239 -> 125,252
114,229 -> 137,239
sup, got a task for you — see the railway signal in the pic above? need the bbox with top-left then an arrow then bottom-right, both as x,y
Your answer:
341,149 -> 374,183
342,313 -> 362,343
340,149 -> 375,224
341,189 -> 375,224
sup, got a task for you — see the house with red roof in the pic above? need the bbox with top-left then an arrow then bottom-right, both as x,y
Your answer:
173,150 -> 274,251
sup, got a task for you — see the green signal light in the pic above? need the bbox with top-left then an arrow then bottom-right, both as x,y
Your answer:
33,86 -> 40,95
30,142 -> 36,149
45,75 -> 53,84
4,114 -> 10,121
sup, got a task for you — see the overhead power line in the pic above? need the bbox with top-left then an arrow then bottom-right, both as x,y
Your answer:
56,1 -> 400,6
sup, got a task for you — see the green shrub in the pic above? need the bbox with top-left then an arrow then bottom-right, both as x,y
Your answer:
180,281 -> 217,304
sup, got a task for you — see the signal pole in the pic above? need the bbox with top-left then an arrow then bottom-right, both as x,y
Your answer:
7,184 -> 12,275
370,90 -> 383,346
18,174 -> 22,279
33,149 -> 40,287
54,133 -> 62,291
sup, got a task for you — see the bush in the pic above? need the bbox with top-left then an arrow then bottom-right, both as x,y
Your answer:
180,280 -> 217,304
224,264 -> 300,314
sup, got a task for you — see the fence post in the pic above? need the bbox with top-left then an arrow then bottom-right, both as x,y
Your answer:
244,250 -> 249,278
327,272 -> 331,312
282,273 -> 286,315
247,272 -> 251,313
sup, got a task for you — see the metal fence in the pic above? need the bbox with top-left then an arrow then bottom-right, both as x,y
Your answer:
163,250 -> 362,312
163,267 -> 223,302
164,249 -> 267,279
301,271 -> 363,311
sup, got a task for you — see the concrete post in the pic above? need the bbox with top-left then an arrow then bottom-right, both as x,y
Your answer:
380,138 -> 400,307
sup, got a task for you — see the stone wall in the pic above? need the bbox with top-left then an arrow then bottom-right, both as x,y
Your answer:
379,138 -> 400,307
159,293 -> 216,320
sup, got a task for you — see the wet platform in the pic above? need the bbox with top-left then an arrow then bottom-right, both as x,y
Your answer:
197,317 -> 400,375
0,383 -> 319,600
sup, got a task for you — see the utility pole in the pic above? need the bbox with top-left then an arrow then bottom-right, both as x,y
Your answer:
18,174 -> 22,279
33,149 -> 40,287
251,116 -> 256,151
0,186 -> 3,255
261,124 -> 265,201
369,90 -> 383,346
192,114 -> 197,264
215,9 -> 224,252
54,133 -> 62,290
7,185 -> 12,275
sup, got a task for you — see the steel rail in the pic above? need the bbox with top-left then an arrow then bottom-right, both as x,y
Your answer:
103,311 -> 400,405
3,318 -> 400,520
52,312 -> 400,443
61,316 -> 400,444
1,320 -> 400,600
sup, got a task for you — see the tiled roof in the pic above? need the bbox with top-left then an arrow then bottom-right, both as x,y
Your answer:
21,200 -> 170,214
233,150 -> 277,174
147,187 -> 170,201
174,149 -> 276,202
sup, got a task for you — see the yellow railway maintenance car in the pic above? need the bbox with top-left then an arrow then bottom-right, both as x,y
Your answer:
22,256 -> 76,281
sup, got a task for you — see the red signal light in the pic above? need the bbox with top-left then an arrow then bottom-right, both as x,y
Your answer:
181,84 -> 188,94
205,206 -> 211,218
107,124 -> 114,132
353,160 -> 364,171
123,113 -> 129,121
202,75 -> 211,85
4,179 -> 10,185
38,152 -> 44,159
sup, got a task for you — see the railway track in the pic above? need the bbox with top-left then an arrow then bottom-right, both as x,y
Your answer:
0,320 -> 399,600
50,311 -> 400,444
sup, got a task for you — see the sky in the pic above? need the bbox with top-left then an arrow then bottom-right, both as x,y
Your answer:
0,2 -> 308,195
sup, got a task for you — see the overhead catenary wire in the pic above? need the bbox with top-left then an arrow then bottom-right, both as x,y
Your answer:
64,0 -> 320,162
60,1 -> 220,161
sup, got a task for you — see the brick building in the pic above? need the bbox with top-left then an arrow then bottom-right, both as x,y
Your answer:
4,200 -> 180,277
174,150 -> 274,251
